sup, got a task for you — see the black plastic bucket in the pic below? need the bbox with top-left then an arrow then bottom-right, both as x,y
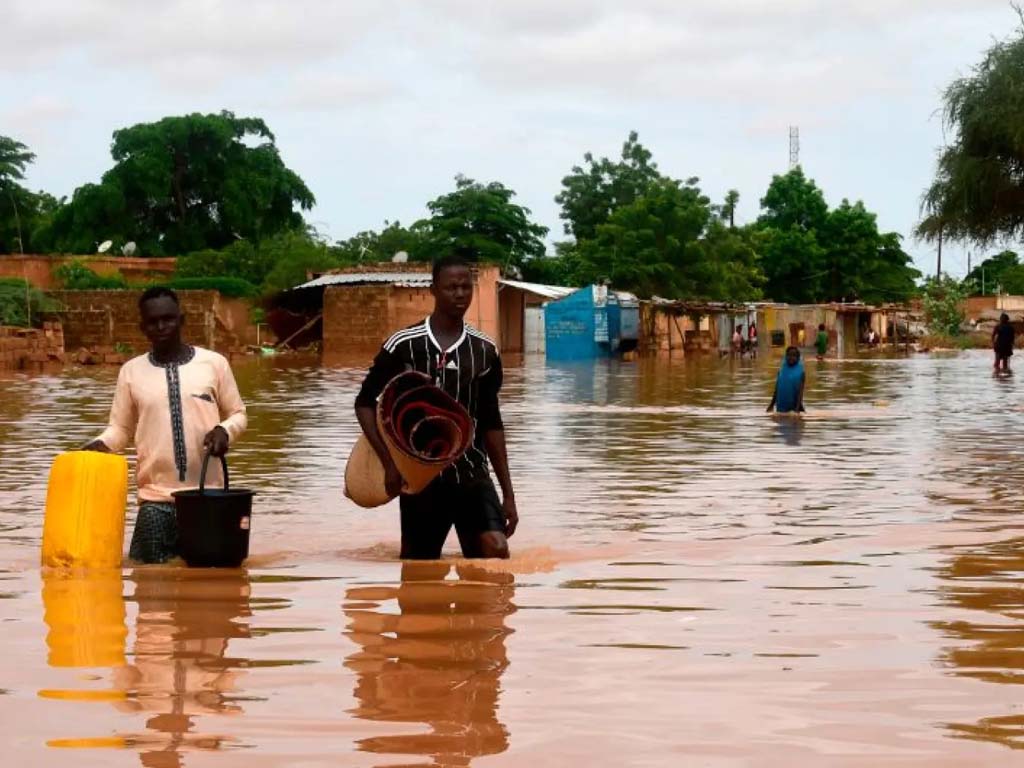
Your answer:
172,452 -> 254,568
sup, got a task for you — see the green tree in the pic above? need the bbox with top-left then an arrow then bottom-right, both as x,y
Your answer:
722,189 -> 740,229
54,260 -> 128,289
0,137 -> 38,253
918,21 -> 1024,245
574,177 -> 713,298
556,131 -> 662,241
756,169 -> 918,303
964,249 -> 1018,294
922,275 -> 968,336
260,229 -> 342,294
819,200 -> 919,303
334,220 -> 431,264
998,263 -> 1024,294
758,167 -> 828,232
0,278 -> 58,327
520,241 -> 581,286
758,225 -> 826,303
416,175 -> 548,270
49,111 -> 315,255
695,220 -> 765,302
176,239 -> 271,287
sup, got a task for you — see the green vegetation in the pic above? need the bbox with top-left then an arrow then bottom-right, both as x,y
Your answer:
755,168 -> 919,304
919,20 -> 1024,246
0,278 -> 59,327
963,250 -> 1024,295
166,276 -> 258,298
46,111 -> 315,256
0,136 -> 59,255
417,176 -> 547,271
54,259 -> 128,289
1,116 -> 925,303
922,275 -> 969,336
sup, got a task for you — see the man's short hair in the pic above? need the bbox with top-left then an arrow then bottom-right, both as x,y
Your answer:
432,254 -> 473,283
138,286 -> 179,311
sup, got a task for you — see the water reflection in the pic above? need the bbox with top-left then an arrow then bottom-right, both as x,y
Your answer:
934,539 -> 1024,749
344,562 -> 515,766
772,414 -> 805,446
42,569 -> 127,671
113,568 -> 252,767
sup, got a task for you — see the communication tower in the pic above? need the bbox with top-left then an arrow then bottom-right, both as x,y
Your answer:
789,126 -> 800,169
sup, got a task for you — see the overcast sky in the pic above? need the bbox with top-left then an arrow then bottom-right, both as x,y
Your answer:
2,0 -> 1017,275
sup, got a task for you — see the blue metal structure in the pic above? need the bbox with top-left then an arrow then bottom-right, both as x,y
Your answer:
545,286 -> 637,360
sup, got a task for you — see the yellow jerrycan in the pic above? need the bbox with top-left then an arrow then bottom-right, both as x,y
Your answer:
42,451 -> 128,568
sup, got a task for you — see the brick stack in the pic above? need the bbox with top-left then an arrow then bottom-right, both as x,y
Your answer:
0,322 -> 66,369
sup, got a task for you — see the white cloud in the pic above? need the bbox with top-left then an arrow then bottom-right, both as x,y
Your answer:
0,0 -> 1017,273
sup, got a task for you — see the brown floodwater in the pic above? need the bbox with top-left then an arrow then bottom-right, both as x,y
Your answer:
2,350 -> 1024,766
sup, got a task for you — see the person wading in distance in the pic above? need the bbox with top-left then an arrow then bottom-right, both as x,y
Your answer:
354,255 -> 518,560
85,287 -> 247,563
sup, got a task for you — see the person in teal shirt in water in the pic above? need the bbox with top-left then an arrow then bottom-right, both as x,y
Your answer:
767,346 -> 806,413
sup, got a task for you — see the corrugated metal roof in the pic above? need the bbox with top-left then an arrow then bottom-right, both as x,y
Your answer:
291,272 -> 432,290
498,279 -> 577,300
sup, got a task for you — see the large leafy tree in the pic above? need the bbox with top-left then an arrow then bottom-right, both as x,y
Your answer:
756,168 -> 917,303
556,131 -> 662,242
49,111 -> 314,255
755,168 -> 828,302
334,220 -> 431,264
964,249 -> 1019,294
918,21 -> 1024,245
574,178 -> 711,297
0,136 -> 57,254
416,175 -> 548,270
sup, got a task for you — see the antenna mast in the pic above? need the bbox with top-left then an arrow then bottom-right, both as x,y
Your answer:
789,126 -> 800,169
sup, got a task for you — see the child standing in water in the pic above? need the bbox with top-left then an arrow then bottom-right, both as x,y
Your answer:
815,324 -> 828,360
767,346 -> 806,414
993,313 -> 1015,373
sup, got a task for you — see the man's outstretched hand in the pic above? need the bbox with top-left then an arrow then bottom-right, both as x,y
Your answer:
83,440 -> 110,452
203,426 -> 230,457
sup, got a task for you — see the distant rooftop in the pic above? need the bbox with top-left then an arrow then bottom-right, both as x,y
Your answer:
291,272 -> 432,290
498,279 -> 576,301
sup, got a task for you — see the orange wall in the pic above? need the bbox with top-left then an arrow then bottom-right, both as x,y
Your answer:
0,255 -> 177,290
321,265 -> 502,361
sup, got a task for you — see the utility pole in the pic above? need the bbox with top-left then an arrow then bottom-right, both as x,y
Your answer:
936,224 -> 943,279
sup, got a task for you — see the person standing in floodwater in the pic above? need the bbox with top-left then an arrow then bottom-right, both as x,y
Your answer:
815,323 -> 828,360
993,313 -> 1015,373
732,325 -> 744,356
354,254 -> 518,560
767,346 -> 806,414
85,287 -> 247,563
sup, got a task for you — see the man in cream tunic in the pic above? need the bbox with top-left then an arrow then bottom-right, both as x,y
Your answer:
87,287 -> 247,563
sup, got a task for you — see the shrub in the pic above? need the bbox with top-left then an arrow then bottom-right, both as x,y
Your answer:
0,278 -> 59,327
54,259 -> 128,290
175,240 -> 272,287
166,276 -> 259,298
922,275 -> 968,336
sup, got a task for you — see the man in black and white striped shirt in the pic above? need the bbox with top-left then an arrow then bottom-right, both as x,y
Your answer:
354,255 -> 518,559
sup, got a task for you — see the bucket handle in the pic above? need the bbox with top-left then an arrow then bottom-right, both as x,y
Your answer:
198,450 -> 230,493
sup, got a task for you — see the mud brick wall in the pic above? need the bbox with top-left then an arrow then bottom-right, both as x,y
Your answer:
320,266 -> 502,361
0,255 -> 176,290
323,285 -> 393,359
0,323 -> 65,369
51,290 -> 239,354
